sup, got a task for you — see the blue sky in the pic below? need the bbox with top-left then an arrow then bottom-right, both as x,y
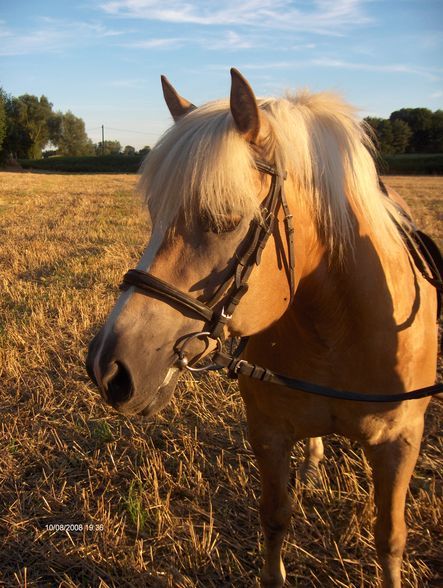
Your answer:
1,1 -> 442,149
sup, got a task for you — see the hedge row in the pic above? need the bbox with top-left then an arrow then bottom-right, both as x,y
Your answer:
19,154 -> 144,173
378,153 -> 443,175
16,153 -> 443,175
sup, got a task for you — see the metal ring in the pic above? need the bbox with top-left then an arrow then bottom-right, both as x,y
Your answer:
175,332 -> 223,373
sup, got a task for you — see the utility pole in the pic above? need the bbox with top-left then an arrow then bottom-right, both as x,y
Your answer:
101,125 -> 105,156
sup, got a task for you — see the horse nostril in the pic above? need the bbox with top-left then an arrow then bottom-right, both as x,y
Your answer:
106,362 -> 134,404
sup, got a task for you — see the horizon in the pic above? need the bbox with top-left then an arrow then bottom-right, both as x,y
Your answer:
1,1 -> 442,150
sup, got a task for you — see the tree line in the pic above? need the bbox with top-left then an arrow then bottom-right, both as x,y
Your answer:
0,89 -> 150,161
1,87 -> 441,161
364,108 -> 443,155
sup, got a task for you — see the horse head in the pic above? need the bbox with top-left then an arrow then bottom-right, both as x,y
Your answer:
86,69 -> 299,416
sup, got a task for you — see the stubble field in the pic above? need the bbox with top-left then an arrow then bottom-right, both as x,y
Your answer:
0,172 -> 441,587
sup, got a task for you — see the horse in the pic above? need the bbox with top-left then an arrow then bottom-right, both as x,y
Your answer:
86,69 -> 439,587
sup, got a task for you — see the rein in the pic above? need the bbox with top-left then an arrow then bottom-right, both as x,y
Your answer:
121,161 -> 443,402
212,350 -> 443,402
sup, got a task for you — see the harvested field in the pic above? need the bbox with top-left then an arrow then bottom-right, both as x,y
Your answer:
0,172 -> 441,587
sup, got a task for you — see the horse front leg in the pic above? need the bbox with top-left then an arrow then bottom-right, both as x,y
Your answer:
249,428 -> 293,588
363,420 -> 424,588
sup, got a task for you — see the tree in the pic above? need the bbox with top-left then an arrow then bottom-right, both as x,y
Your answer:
390,108 -> 433,153
365,116 -> 413,154
123,145 -> 136,156
390,119 -> 412,154
138,145 -> 151,156
95,140 -> 121,155
365,117 -> 395,153
47,111 -> 63,146
1,94 -> 32,160
13,94 -> 54,158
1,88 -> 97,160
53,111 -> 94,156
0,89 -> 6,151
429,110 -> 443,152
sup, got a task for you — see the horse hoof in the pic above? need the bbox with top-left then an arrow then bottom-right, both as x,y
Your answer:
260,576 -> 285,588
260,562 -> 286,587
299,461 -> 322,488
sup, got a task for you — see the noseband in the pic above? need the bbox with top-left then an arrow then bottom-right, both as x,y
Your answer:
121,160 -> 294,369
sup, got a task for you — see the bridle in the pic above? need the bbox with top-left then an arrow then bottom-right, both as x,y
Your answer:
121,160 -> 295,370
120,160 -> 443,402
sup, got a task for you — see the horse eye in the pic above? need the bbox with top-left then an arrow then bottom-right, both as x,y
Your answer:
202,213 -> 241,234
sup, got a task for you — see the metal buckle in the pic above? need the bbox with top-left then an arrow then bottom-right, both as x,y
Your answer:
221,307 -> 232,320
232,359 -> 247,375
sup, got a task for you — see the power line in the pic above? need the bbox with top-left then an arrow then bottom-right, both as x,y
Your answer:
86,126 -> 160,137
107,126 -> 160,136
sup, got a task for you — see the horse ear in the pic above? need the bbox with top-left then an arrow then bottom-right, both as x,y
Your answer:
230,68 -> 260,143
161,75 -> 196,122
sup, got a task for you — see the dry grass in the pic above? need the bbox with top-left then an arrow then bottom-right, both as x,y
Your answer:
0,172 -> 441,588
387,176 -> 443,249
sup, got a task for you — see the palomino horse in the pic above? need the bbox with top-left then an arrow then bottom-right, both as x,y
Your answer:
86,69 -> 439,587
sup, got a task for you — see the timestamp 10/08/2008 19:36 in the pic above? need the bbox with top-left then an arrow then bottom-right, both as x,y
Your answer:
44,523 -> 104,532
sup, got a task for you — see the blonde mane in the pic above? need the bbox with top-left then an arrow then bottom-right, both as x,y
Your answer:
138,90 -> 407,257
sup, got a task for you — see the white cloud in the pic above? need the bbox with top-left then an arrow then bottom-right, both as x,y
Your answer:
0,20 -> 12,38
238,61 -> 295,70
203,30 -> 255,50
107,78 -> 146,87
230,58 -> 442,81
0,18 -> 126,56
125,30 -> 261,51
100,0 -> 371,34
125,37 -> 184,49
311,57 -> 442,80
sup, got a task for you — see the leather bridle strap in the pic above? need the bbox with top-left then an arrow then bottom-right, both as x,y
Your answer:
213,351 -> 443,401
209,162 -> 289,338
121,270 -> 214,322
118,162 -> 443,400
121,159 -> 291,343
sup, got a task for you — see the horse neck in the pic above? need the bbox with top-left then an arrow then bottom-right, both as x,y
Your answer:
292,211 -> 407,352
